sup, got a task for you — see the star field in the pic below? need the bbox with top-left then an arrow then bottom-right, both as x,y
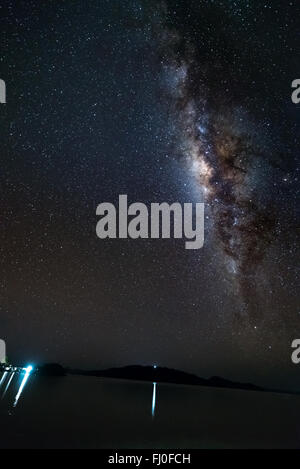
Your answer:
0,0 -> 299,391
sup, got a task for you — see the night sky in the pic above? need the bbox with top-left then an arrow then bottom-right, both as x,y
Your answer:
1,0 -> 299,391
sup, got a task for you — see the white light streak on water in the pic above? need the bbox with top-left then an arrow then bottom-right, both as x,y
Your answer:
152,382 -> 157,418
2,372 -> 15,399
13,366 -> 33,408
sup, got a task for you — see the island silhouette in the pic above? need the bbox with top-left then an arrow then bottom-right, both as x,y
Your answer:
31,363 -> 265,392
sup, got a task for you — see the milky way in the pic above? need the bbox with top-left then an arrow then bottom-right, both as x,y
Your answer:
155,6 -> 281,317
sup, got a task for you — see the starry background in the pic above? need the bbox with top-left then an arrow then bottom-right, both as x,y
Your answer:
0,0 -> 299,391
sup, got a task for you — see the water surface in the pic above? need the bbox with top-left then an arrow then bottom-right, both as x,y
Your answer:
0,371 -> 299,448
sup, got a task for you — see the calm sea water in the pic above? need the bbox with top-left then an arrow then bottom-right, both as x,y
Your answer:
0,371 -> 299,448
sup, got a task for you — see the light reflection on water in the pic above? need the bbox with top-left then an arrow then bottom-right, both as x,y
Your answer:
1,368 -> 158,417
0,371 -> 8,389
13,366 -> 33,408
2,372 -> 15,399
0,366 -> 33,409
151,382 -> 157,418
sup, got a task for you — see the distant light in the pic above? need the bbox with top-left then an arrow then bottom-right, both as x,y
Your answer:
26,365 -> 33,372
153,365 -> 157,369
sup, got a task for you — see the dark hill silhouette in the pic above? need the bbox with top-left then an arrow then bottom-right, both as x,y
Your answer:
69,365 -> 264,392
38,363 -> 66,376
